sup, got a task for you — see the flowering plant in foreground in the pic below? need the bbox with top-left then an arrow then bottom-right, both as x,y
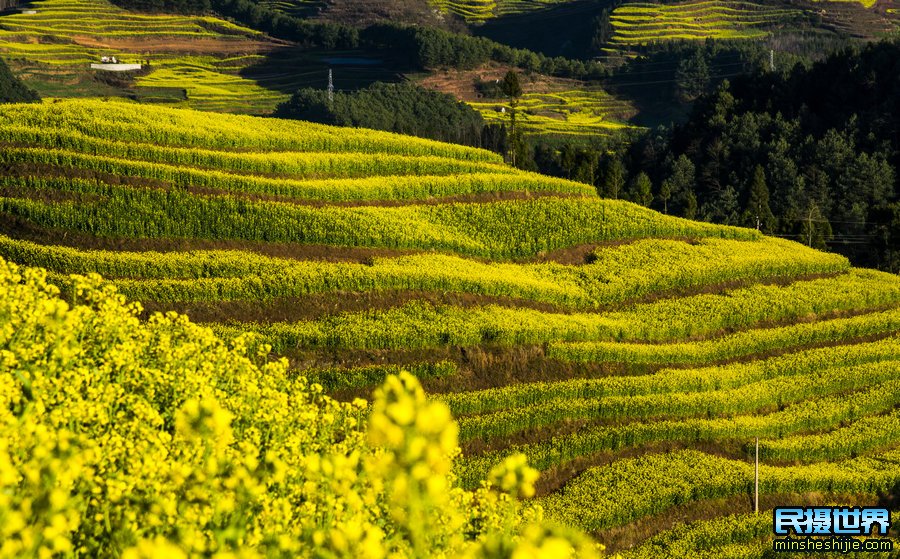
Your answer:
0,257 -> 602,558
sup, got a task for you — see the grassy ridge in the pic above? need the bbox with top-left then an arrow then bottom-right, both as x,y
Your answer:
0,99 -> 502,159
0,235 -> 847,307
224,270 -> 900,351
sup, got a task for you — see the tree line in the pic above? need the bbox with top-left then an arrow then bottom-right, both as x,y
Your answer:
275,82 -> 491,148
521,41 -> 900,272
107,0 -> 608,78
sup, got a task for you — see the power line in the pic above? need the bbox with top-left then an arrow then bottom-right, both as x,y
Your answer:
603,71 -> 747,88
607,60 -> 753,78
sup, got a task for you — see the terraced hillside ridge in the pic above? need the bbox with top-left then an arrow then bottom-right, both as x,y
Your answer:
0,0 -> 293,113
256,0 -> 326,18
470,88 -> 635,138
426,0 -> 578,21
420,68 -> 636,141
1,98 -> 899,557
609,0 -> 805,46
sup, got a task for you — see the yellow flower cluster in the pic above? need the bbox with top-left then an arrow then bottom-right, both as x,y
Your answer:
0,257 -> 603,558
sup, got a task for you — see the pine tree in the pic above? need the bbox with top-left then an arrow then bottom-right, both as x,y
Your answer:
630,172 -> 653,207
662,155 -> 695,216
741,165 -> 776,232
683,191 -> 698,220
675,49 -> 710,103
500,71 -> 523,167
600,157 -> 625,199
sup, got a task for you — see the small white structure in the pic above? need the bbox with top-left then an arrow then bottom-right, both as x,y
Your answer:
21,9 -> 37,14
91,58 -> 142,71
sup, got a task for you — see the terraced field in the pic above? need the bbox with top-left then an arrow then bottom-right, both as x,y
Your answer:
0,0 -> 293,113
609,0 -> 804,46
470,89 -> 635,138
426,0 -> 579,21
256,0 -> 326,17
1,98 -> 899,556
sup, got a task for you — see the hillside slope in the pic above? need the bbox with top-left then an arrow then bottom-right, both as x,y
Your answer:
1,98 -> 899,556
0,0 -> 296,112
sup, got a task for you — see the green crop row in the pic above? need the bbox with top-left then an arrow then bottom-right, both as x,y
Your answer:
457,378 -> 900,488
442,334 -> 900,417
547,306 -> 898,367
1,235 -> 848,310
539,447 -> 900,530
759,410 -> 900,464
224,270 -> 900,351
620,514 -> 772,559
0,0 -> 261,40
622,511 -> 898,558
0,147 -> 588,202
0,126 -> 516,179
456,361 -> 900,443
0,99 -> 503,162
0,176 -> 758,259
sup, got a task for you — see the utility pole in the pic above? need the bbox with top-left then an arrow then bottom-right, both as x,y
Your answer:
770,49 -> 775,72
754,437 -> 759,514
327,68 -> 334,105
806,206 -> 814,247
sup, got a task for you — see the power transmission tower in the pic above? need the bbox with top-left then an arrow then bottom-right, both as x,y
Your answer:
327,68 -> 334,104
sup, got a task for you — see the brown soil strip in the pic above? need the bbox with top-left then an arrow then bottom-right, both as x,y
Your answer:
460,420 -> 592,456
135,271 -> 847,326
140,290 -> 566,323
1,162 -> 169,190
285,344 -> 636,401
0,214 -> 421,263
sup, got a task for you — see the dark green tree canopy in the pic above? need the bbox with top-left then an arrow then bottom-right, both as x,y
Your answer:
0,58 -> 38,104
501,70 -> 522,100
276,81 -> 485,147
619,40 -> 900,271
741,165 -> 776,232
629,172 -> 653,207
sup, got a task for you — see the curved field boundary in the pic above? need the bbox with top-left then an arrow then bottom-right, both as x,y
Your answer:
610,0 -> 804,45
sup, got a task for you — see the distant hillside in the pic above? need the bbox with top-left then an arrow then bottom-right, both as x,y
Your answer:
2,98 -> 900,557
0,0 -> 297,112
